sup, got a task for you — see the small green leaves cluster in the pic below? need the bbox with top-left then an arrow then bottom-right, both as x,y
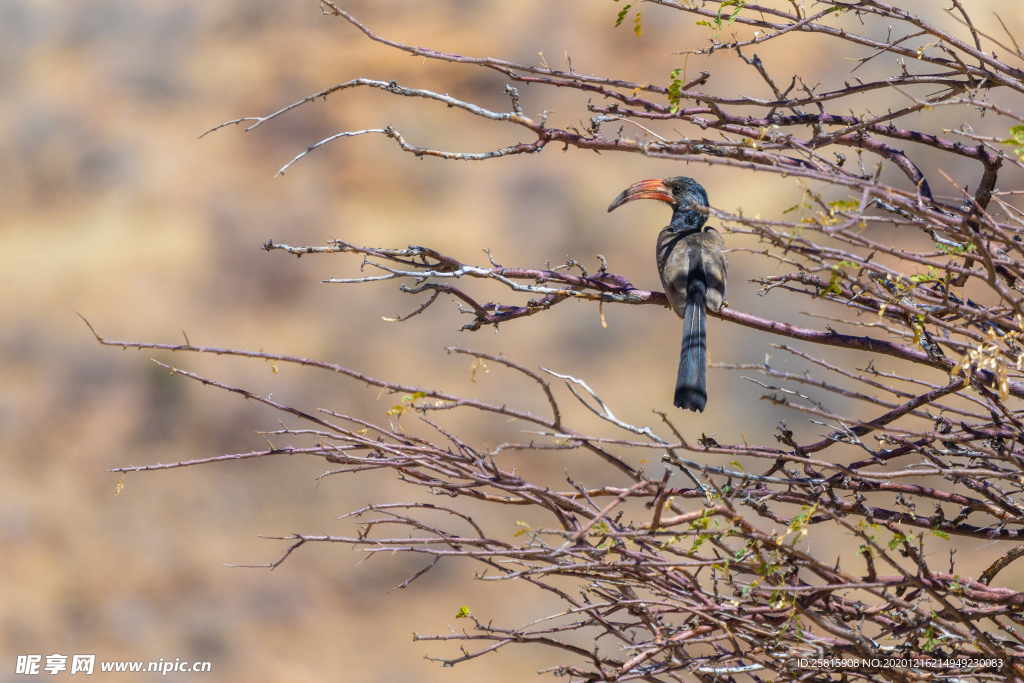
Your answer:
909,266 -> 940,284
911,313 -> 925,344
819,261 -> 858,298
696,0 -> 745,35
921,624 -> 939,651
888,529 -> 911,551
1003,124 -> 1024,160
386,391 -> 429,420
667,69 -> 685,113
857,520 -> 878,555
687,509 -> 714,556
936,241 -> 975,255
827,199 -> 860,212
613,0 -> 643,36
784,504 -> 816,546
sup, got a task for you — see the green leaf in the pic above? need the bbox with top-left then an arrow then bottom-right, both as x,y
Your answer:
909,266 -> 939,284
615,4 -> 632,27
667,69 -> 683,113
937,241 -> 975,255
911,313 -> 924,344
828,199 -> 860,211
819,268 -> 844,298
931,527 -> 950,540
716,0 -> 745,28
1003,124 -> 1024,158
922,624 -> 939,651
455,606 -> 470,619
688,533 -> 709,556
727,0 -> 746,25
688,512 -> 711,532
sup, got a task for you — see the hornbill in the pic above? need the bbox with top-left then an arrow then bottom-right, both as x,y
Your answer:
608,177 -> 727,412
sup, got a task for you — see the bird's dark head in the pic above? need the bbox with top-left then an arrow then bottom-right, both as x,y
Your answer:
607,176 -> 709,232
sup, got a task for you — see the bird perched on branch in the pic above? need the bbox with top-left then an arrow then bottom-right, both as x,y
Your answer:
608,177 -> 727,412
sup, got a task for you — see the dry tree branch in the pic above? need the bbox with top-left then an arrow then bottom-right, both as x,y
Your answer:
98,2 -> 1024,681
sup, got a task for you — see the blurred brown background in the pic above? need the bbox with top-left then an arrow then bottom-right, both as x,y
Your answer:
2,1 -> 1022,680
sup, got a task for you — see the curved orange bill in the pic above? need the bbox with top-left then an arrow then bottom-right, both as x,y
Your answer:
607,179 -> 674,212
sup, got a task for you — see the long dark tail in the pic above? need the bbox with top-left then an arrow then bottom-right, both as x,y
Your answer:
675,289 -> 707,412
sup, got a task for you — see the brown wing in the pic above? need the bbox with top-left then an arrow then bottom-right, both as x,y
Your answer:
700,227 -> 728,312
656,226 -> 728,318
656,227 -> 691,319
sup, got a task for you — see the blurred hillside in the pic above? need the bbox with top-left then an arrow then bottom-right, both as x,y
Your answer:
2,1 -> 1022,681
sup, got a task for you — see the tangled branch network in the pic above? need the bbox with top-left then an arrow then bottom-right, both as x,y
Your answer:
100,2 -> 1024,681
